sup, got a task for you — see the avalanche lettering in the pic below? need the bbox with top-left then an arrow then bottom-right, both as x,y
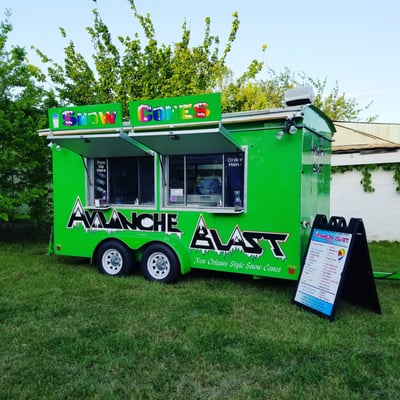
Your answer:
67,198 -> 181,233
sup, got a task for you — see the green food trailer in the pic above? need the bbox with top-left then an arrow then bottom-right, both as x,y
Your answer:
40,88 -> 335,283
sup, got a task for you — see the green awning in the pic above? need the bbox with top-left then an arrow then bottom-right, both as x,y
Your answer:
48,132 -> 152,157
132,125 -> 243,155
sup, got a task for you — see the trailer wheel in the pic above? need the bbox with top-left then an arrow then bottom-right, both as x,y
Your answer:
141,243 -> 180,283
96,240 -> 133,276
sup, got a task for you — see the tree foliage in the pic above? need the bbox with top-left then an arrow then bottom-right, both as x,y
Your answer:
35,0 -> 373,122
0,3 -> 377,228
0,10 -> 53,223
222,67 -> 376,121
35,0 -> 249,116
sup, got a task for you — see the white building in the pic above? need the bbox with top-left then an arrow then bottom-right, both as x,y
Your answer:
330,121 -> 400,241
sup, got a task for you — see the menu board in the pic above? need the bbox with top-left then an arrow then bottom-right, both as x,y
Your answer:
294,228 -> 352,318
294,214 -> 381,321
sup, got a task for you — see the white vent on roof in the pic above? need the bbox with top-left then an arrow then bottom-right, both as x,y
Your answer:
284,86 -> 315,107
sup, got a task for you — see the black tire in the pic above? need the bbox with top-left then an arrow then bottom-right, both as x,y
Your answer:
140,243 -> 180,283
96,240 -> 134,276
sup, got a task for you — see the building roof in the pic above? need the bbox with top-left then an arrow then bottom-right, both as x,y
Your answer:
332,121 -> 400,153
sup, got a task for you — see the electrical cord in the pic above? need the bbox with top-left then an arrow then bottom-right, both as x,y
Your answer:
374,270 -> 400,280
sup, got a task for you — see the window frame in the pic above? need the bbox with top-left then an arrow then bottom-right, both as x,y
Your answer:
86,155 -> 156,208
162,148 -> 247,212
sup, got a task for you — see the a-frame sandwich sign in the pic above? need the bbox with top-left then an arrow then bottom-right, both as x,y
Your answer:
293,215 -> 381,321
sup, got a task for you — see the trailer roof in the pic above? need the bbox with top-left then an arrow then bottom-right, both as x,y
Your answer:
222,104 -> 335,132
221,105 -> 304,124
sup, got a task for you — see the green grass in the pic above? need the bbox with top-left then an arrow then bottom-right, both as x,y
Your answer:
0,241 -> 399,399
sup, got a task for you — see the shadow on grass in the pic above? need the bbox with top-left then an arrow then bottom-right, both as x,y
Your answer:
49,251 -> 298,296
183,267 -> 297,291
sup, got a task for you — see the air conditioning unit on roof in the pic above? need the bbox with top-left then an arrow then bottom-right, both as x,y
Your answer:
284,85 -> 315,107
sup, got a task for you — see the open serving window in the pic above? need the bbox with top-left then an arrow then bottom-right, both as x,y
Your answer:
48,132 -> 156,208
130,124 -> 246,210
165,151 -> 246,210
88,156 -> 155,207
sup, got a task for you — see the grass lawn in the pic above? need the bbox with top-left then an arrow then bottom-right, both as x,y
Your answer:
0,241 -> 399,399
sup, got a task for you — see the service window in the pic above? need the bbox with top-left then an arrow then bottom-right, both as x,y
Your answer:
89,156 -> 154,206
166,152 -> 245,209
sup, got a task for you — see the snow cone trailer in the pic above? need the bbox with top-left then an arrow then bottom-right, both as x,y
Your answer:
41,89 -> 334,283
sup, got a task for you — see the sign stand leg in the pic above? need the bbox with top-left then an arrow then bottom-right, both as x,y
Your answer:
341,218 -> 381,314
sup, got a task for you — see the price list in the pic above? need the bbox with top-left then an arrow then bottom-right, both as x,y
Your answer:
294,229 -> 352,316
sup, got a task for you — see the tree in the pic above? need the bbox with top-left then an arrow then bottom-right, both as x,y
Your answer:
0,10 -> 54,224
35,0 -> 372,122
35,0 -> 252,116
222,67 -> 376,121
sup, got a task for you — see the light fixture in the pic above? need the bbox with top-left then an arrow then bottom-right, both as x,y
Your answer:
276,118 -> 298,139
169,132 -> 179,140
276,130 -> 284,140
288,122 -> 298,135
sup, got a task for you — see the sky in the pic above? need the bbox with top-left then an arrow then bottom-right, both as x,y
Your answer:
4,0 -> 400,123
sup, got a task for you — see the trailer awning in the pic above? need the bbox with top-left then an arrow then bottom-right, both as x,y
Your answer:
48,132 -> 152,157
132,124 -> 243,155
